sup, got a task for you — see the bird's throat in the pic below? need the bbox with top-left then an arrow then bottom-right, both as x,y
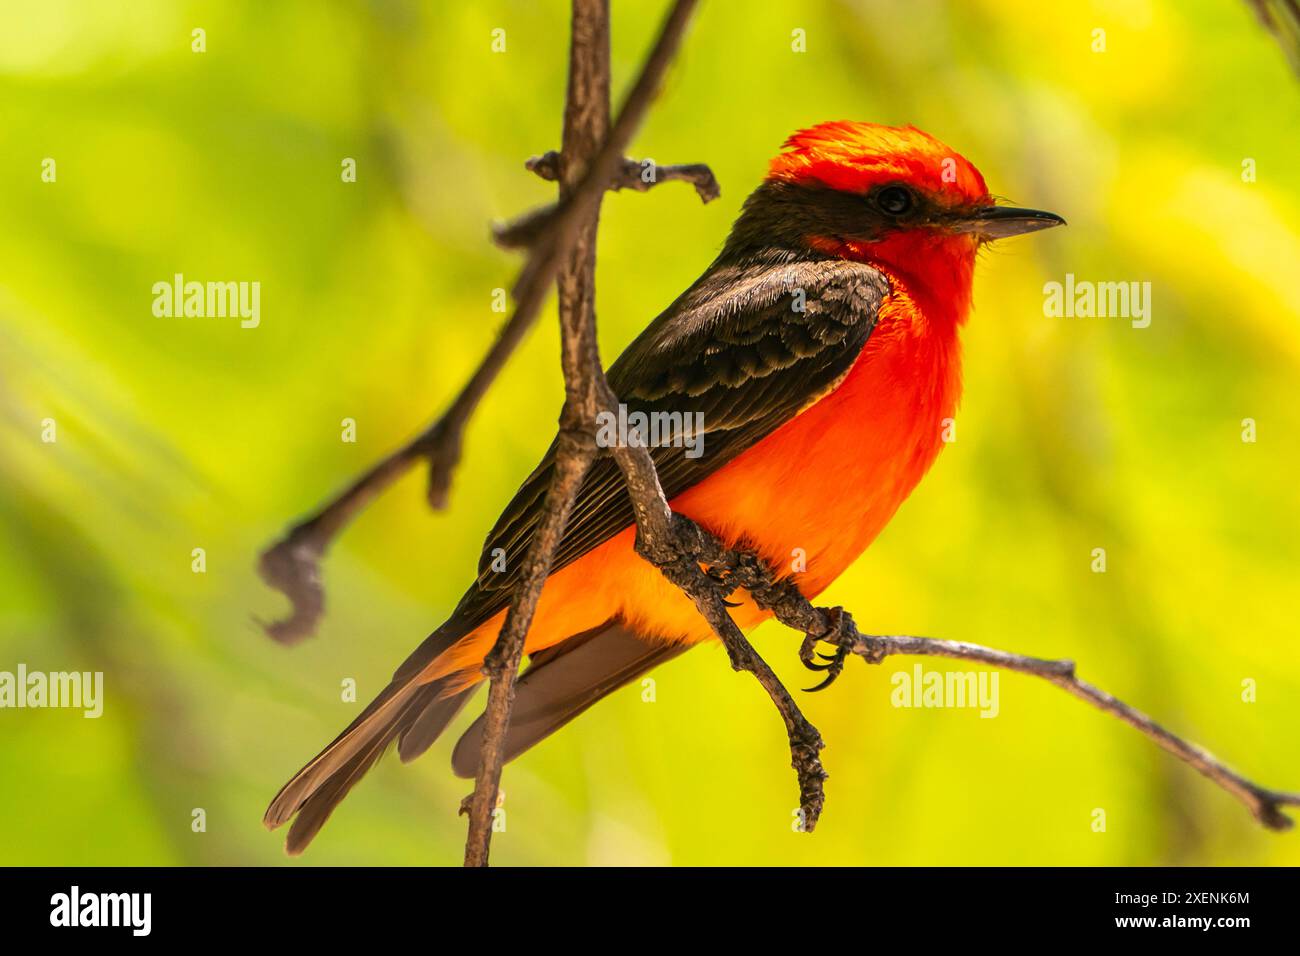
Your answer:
811,231 -> 978,328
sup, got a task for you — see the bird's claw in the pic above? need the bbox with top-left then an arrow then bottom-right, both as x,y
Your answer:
706,564 -> 747,608
802,670 -> 840,693
797,608 -> 852,692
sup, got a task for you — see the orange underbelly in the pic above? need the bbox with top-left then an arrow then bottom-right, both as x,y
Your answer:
428,292 -> 961,688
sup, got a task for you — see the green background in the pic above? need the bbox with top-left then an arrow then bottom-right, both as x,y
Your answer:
1,0 -> 1297,866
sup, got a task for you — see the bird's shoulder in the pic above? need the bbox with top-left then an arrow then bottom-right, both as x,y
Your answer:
608,256 -> 891,404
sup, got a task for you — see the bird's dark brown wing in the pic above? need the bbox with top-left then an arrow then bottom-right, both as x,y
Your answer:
450,257 -> 889,633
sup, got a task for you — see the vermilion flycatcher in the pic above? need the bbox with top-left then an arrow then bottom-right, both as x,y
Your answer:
266,121 -> 1064,853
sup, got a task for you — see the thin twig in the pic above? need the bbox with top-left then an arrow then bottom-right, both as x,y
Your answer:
613,460 -> 828,830
528,151 -> 721,201
852,632 -> 1300,831
696,534 -> 1300,833
467,0 -> 825,853
461,429 -> 597,865
257,332 -> 526,644
494,153 -> 720,248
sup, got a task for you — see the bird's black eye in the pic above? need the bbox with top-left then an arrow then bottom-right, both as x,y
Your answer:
875,185 -> 914,216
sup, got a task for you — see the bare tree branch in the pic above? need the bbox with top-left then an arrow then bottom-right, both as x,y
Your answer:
464,0 -> 827,859
496,153 -> 722,251
492,152 -> 720,249
257,2 -> 717,646
852,632 -> 1300,831
257,330 -> 527,644
678,529 -> 1300,833
461,427 -> 598,865
463,0 -> 706,867
528,151 -> 721,201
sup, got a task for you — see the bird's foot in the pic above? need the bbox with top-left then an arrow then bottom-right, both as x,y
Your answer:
704,563 -> 746,607
798,607 -> 854,692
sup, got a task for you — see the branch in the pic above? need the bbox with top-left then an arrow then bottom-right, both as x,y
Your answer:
610,458 -> 827,830
491,152 -> 722,251
529,150 -> 721,201
257,2 -> 717,646
493,153 -> 720,249
688,532 -> 1300,833
257,334 -> 525,644
463,0 -> 704,868
461,428 -> 598,865
855,633 -> 1300,831
467,0 -> 821,853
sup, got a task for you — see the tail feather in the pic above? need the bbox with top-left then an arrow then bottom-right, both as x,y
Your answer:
266,619 -> 691,852
264,678 -> 422,833
264,621 -> 471,852
283,692 -> 424,855
450,622 -> 687,778
397,687 -> 478,763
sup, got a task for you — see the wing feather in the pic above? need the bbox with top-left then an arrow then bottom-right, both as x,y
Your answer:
451,257 -> 889,633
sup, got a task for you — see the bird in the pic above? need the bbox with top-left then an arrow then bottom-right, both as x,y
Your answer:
264,120 -> 1065,854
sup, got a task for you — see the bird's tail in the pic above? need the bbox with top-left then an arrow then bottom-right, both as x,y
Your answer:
263,621 -> 476,855
264,618 -> 690,854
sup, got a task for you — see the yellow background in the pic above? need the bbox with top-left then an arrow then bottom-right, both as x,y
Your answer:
0,0 -> 1297,865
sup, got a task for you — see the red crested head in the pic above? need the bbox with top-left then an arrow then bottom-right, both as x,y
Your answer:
767,121 -> 991,207
722,121 -> 1063,325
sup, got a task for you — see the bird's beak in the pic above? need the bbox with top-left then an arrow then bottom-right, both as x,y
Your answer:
951,205 -> 1066,240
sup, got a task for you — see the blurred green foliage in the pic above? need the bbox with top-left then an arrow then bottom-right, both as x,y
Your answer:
0,0 -> 1297,866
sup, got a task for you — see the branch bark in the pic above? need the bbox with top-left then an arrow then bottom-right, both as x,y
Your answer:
614,482 -> 829,830
463,0 -> 828,861
462,0 -> 706,867
493,153 -> 719,250
851,632 -> 1300,831
527,150 -> 721,201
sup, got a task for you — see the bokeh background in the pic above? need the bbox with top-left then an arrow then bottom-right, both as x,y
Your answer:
1,0 -> 1298,866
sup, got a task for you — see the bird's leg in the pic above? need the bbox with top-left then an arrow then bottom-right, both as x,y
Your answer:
699,545 -> 856,692
798,606 -> 855,692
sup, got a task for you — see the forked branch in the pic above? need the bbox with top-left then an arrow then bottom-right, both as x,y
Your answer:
462,0 -> 708,867
256,1 -> 718,646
